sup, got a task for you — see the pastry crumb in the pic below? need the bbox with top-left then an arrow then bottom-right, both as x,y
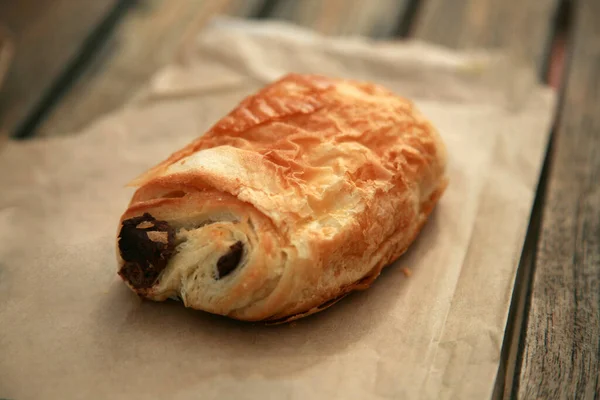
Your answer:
136,221 -> 154,229
402,267 -> 412,277
147,231 -> 169,244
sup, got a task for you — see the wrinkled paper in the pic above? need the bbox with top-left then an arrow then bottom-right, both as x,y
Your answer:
0,18 -> 555,400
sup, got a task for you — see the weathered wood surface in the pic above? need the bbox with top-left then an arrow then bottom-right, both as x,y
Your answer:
415,0 -> 560,74
36,0 -> 414,138
3,0 -> 562,138
0,0 -> 120,137
517,0 -> 600,397
36,0 -> 257,137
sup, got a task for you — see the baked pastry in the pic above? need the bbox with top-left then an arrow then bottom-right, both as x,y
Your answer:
116,73 -> 448,323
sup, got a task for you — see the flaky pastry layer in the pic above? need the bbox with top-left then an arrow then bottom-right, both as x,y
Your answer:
116,73 -> 448,322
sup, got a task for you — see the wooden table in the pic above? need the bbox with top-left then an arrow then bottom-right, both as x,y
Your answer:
1,0 -> 597,398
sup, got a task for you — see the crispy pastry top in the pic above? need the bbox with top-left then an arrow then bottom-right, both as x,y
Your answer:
131,73 -> 446,232
122,73 -> 447,321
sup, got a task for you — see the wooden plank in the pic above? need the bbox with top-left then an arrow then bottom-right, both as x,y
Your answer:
414,0 -> 560,73
36,0 -> 260,138
516,0 -> 600,397
0,0 -> 119,136
269,0 -> 411,37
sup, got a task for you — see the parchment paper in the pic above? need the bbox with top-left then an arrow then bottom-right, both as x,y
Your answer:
0,18 -> 555,400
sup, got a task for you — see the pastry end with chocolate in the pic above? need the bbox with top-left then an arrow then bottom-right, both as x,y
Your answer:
118,213 -> 175,289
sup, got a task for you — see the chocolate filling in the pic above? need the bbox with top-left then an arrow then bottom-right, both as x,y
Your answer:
118,213 -> 175,289
216,241 -> 244,279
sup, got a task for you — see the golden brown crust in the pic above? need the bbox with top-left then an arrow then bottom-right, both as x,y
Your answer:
116,73 -> 448,322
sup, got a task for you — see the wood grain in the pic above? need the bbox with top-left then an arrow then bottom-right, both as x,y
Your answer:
36,0 -> 258,137
517,0 -> 600,397
415,0 -> 560,73
0,0 -> 119,136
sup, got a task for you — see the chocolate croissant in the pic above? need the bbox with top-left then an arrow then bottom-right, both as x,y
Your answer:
116,74 -> 448,322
